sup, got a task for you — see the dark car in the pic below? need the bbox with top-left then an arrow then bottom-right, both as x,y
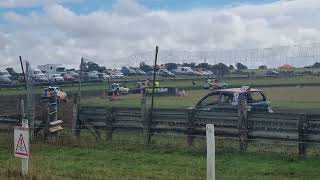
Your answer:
146,71 -> 154,75
158,69 -> 175,77
121,67 -> 136,76
194,86 -> 273,113
265,70 -> 279,76
130,82 -> 145,94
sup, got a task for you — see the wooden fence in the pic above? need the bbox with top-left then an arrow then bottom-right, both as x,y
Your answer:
76,97 -> 320,156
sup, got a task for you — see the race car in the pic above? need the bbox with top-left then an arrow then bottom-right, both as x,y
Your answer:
195,86 -> 273,113
203,79 -> 227,90
107,83 -> 129,96
41,86 -> 67,102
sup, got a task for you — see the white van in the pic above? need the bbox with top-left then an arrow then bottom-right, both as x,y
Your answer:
174,67 -> 195,75
32,69 -> 49,82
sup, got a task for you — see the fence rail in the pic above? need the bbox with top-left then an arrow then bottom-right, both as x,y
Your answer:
77,100 -> 320,156
1,94 -> 320,156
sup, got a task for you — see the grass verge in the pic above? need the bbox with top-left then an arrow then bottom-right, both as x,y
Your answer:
1,131 -> 320,179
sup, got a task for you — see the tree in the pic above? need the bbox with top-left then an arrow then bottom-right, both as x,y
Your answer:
139,62 -> 153,72
312,62 -> 320,68
98,66 -> 107,73
228,65 -> 234,70
197,63 -> 210,69
81,61 -> 106,72
165,63 -> 178,70
210,63 -> 230,77
182,62 -> 196,69
236,63 -> 248,70
258,65 -> 267,69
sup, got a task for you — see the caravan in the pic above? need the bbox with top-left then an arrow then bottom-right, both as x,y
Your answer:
38,64 -> 66,75
0,68 -> 12,84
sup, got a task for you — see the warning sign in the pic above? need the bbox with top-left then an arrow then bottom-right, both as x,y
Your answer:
14,127 -> 30,158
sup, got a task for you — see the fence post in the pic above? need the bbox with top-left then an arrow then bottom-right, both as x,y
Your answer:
19,99 -> 25,123
206,124 -> 215,180
72,93 -> 80,141
298,113 -> 308,156
187,108 -> 195,146
106,108 -> 113,141
141,93 -> 151,144
238,94 -> 248,151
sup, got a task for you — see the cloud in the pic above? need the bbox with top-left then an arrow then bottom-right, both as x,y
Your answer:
0,0 -> 80,8
1,0 -> 320,69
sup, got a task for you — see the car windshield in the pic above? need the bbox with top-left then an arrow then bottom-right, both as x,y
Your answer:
56,67 -> 65,72
199,92 -> 234,106
247,91 -> 265,103
111,84 -> 118,89
45,88 -> 55,93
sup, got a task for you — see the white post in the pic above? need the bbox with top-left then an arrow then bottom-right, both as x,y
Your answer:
21,119 -> 29,176
206,124 -> 215,180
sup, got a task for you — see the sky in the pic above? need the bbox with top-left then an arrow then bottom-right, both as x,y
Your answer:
0,0 -> 320,70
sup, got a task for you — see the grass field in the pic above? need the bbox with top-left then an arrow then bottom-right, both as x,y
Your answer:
2,138 -> 320,179
82,86 -> 320,111
0,76 -> 319,96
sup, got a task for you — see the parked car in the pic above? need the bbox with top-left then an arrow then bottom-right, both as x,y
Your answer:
158,69 -> 175,77
86,71 -> 99,80
172,67 -> 196,75
63,73 -> 76,81
265,70 -> 280,76
107,83 -> 129,95
121,67 -> 136,76
110,72 -> 124,78
34,74 -> 49,82
194,86 -> 273,113
32,69 -> 49,82
135,69 -> 147,75
200,70 -> 213,76
99,73 -> 111,80
66,70 -> 79,78
146,71 -> 155,75
203,79 -> 227,90
41,86 -> 67,102
49,74 -> 64,82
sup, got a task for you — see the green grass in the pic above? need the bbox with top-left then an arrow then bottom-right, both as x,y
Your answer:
82,87 -> 320,111
2,129 -> 320,179
2,139 -> 320,179
0,76 -> 319,96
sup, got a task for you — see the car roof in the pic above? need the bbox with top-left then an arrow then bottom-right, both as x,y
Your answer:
215,87 -> 261,93
44,86 -> 59,89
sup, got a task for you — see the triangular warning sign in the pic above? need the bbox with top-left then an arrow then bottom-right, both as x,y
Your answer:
15,134 -> 28,156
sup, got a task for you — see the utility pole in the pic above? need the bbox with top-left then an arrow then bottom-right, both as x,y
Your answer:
148,46 -> 159,143
78,57 -> 84,105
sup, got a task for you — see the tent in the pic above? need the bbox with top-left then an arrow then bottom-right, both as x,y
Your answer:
279,64 -> 294,69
